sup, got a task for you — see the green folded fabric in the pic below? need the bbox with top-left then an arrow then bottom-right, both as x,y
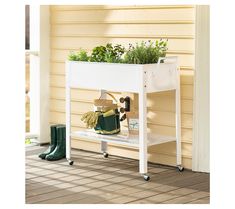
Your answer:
94,108 -> 120,135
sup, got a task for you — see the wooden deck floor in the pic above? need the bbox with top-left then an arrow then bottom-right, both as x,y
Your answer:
26,146 -> 210,204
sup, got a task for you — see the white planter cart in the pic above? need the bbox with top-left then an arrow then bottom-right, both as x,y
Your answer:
65,57 -> 184,181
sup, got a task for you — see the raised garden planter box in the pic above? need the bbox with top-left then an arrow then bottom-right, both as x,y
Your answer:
66,57 -> 178,93
65,56 -> 183,181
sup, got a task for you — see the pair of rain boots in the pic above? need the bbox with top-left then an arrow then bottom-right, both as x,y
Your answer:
38,124 -> 66,161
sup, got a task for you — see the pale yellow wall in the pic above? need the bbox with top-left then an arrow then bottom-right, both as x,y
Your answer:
50,5 -> 195,169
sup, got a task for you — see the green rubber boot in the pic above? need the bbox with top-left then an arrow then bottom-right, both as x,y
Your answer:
45,125 -> 66,161
38,125 -> 58,159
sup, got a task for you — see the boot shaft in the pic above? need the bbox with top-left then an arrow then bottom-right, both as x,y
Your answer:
56,126 -> 66,146
51,124 -> 65,144
50,125 -> 57,146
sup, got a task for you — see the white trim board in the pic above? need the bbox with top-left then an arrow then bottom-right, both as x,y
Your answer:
192,5 -> 210,172
39,6 -> 50,143
26,6 -> 50,144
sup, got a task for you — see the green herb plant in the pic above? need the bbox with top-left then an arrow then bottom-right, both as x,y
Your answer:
104,43 -> 125,63
67,39 -> 167,64
124,39 -> 168,64
89,44 -> 125,63
89,45 -> 107,62
68,49 -> 89,61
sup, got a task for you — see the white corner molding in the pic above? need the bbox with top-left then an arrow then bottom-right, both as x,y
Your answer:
39,5 -> 50,144
29,53 -> 40,137
192,5 -> 210,172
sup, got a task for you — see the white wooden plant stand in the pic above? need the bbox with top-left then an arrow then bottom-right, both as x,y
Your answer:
65,57 -> 184,181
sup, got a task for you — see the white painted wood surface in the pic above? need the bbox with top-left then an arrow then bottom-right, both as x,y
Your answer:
66,61 -> 71,160
67,61 -> 178,93
139,68 -> 148,174
28,54 -> 40,138
176,66 -> 182,166
38,6 -> 50,144
192,6 -> 210,172
71,130 -> 176,147
26,6 -> 50,144
66,58 -> 182,176
100,89 -> 108,153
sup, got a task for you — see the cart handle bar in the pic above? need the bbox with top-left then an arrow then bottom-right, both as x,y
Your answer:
158,56 -> 178,65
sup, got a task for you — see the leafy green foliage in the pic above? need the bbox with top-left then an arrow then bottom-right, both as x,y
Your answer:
67,40 -> 168,64
104,43 -> 125,63
123,40 -> 168,64
68,49 -> 89,61
78,49 -> 89,61
89,44 -> 125,63
89,45 -> 107,62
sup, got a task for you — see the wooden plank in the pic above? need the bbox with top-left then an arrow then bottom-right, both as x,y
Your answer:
187,179 -> 210,192
50,96 -> 193,114
50,5 -> 195,11
66,190 -> 119,204
126,174 -> 202,203
40,192 -> 90,204
130,193 -> 180,203
52,20 -> 194,24
56,85 -> 194,103
51,37 -> 195,53
51,35 -> 194,40
164,173 -> 209,191
51,24 -> 195,37
188,196 -> 210,204
50,85 -> 193,100
26,188 -> 75,203
51,8 -> 195,23
50,87 -> 99,101
162,191 -> 209,203
27,182 -> 75,198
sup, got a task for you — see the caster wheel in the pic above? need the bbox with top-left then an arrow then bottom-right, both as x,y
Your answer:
143,174 -> 150,181
103,152 -> 109,158
119,97 -> 125,103
177,165 -> 184,172
68,160 -> 74,166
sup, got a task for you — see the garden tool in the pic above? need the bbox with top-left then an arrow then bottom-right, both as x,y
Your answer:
45,125 -> 66,161
81,92 -> 120,135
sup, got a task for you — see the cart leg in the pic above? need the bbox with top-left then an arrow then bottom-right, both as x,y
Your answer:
66,62 -> 73,166
100,89 -> 109,158
139,70 -> 149,180
176,71 -> 183,172
101,141 -> 108,158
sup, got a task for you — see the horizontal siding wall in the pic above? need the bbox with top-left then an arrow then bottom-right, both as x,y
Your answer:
50,5 -> 195,169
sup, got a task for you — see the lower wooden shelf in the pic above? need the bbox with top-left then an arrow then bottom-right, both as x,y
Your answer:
71,129 -> 176,148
